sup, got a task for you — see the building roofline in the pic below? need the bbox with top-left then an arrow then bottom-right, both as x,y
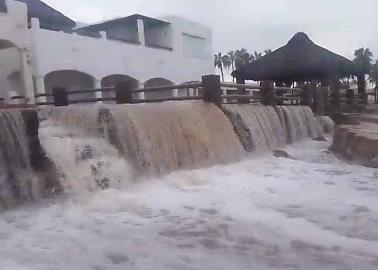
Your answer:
77,14 -> 170,31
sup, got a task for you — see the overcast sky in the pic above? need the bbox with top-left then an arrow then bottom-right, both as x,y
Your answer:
44,0 -> 377,60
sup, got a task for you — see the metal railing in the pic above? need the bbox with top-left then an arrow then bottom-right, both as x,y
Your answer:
32,76 -> 307,107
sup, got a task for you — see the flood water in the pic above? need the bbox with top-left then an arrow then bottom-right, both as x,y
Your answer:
1,138 -> 378,270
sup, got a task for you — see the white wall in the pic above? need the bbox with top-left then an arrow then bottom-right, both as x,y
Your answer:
0,0 -> 28,48
0,0 -> 34,101
145,24 -> 172,49
1,0 -> 214,101
31,17 -> 213,86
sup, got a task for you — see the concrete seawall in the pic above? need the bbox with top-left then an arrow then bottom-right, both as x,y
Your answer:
331,111 -> 378,168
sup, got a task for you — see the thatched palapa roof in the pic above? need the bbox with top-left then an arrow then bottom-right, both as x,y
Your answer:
234,32 -> 358,82
16,0 -> 76,31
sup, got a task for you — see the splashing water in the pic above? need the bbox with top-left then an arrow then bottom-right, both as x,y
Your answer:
223,105 -> 321,152
0,111 -> 40,209
40,102 -> 246,178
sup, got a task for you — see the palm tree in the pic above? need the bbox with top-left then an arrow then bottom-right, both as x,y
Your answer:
235,48 -> 250,69
214,52 -> 225,81
369,60 -> 378,89
264,49 -> 272,56
252,51 -> 263,61
227,50 -> 236,73
227,50 -> 236,82
354,48 -> 374,74
222,55 -> 231,71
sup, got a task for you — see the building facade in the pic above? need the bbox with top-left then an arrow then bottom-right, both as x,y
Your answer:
0,0 -> 213,103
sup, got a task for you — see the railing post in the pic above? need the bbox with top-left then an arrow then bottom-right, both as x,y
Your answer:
115,81 -> 134,104
345,89 -> 355,105
236,76 -> 248,104
52,87 -> 68,107
202,75 -> 221,106
357,74 -> 367,104
330,79 -> 340,110
260,81 -> 275,106
301,83 -> 314,108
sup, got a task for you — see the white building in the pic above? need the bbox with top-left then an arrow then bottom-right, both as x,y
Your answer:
0,0 -> 213,103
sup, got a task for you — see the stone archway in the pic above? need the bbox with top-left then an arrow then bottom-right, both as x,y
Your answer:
101,74 -> 139,102
6,71 -> 25,97
44,70 -> 95,102
144,78 -> 174,99
0,39 -> 22,101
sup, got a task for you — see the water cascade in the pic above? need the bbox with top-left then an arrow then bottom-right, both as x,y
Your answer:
223,105 -> 322,152
0,102 -> 324,205
0,111 -> 40,209
39,101 -> 246,182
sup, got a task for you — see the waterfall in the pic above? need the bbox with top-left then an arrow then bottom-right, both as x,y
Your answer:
223,105 -> 322,153
276,106 -> 322,143
39,101 -> 245,183
0,111 -> 40,209
0,102 -> 324,206
222,105 -> 287,153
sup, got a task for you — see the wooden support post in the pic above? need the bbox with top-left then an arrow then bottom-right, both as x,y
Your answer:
115,81 -> 134,104
330,79 -> 340,110
260,81 -> 275,106
52,87 -> 68,107
357,74 -> 367,104
323,87 -> 329,115
301,84 -> 314,108
345,89 -> 355,105
313,87 -> 327,115
236,76 -> 248,104
202,75 -> 221,105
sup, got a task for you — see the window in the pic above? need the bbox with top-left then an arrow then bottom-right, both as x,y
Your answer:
182,33 -> 207,59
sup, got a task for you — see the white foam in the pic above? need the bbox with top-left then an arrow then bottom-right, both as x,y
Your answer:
1,138 -> 378,269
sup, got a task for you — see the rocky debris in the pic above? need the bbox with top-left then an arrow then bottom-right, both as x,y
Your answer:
315,115 -> 335,134
273,150 -> 294,159
312,136 -> 327,142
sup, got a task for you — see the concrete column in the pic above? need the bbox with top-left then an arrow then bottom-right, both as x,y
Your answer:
137,19 -> 146,46
99,31 -> 107,40
20,48 -> 35,104
173,88 -> 179,97
35,76 -> 46,102
31,17 -> 40,30
94,79 -> 103,103
138,82 -> 145,100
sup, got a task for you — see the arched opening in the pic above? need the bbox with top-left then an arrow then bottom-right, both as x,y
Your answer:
179,81 -> 201,97
101,74 -> 139,102
144,78 -> 174,99
6,71 -> 25,97
0,39 -> 21,101
44,70 -> 95,102
0,39 -> 14,50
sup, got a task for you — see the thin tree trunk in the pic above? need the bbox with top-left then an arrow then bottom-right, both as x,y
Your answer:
220,65 -> 224,82
231,62 -> 235,82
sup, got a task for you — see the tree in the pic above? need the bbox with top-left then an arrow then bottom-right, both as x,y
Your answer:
369,60 -> 378,89
354,48 -> 374,74
222,55 -> 231,71
214,52 -> 225,81
264,49 -> 272,56
252,51 -> 263,61
227,50 -> 236,72
235,48 -> 251,69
